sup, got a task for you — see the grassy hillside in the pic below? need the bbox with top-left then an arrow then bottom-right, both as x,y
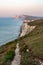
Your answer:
0,19 -> 43,65
0,39 -> 18,65
19,19 -> 43,65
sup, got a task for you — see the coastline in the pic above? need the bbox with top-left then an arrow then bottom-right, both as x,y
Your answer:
0,18 -> 23,46
0,19 -> 43,65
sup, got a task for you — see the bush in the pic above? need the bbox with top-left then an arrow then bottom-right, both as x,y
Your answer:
5,50 -> 15,61
2,50 -> 15,65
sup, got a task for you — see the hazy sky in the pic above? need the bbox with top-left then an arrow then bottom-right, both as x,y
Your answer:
0,0 -> 43,17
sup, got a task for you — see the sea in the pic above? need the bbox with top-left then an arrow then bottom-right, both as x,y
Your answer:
0,18 -> 23,46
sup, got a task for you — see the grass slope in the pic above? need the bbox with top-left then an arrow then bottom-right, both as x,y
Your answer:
0,39 -> 18,65
19,19 -> 43,65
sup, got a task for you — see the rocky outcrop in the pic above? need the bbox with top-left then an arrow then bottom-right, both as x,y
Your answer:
20,22 -> 36,37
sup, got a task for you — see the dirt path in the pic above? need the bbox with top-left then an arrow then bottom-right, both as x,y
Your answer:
11,43 -> 21,65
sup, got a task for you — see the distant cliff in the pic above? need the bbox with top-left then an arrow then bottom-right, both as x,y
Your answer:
12,15 -> 43,20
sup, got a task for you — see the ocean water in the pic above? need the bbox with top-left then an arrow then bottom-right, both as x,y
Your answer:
0,18 -> 23,46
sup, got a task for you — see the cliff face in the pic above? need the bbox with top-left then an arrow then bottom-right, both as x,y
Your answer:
19,19 -> 43,65
20,22 -> 36,37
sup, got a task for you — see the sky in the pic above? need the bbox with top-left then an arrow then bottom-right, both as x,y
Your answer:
0,0 -> 43,17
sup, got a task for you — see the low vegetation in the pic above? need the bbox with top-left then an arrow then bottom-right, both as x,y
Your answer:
19,42 -> 40,65
19,19 -> 43,65
0,39 -> 18,65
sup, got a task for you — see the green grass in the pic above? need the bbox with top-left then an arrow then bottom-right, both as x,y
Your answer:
19,19 -> 43,65
19,42 -> 40,65
0,39 -> 18,65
